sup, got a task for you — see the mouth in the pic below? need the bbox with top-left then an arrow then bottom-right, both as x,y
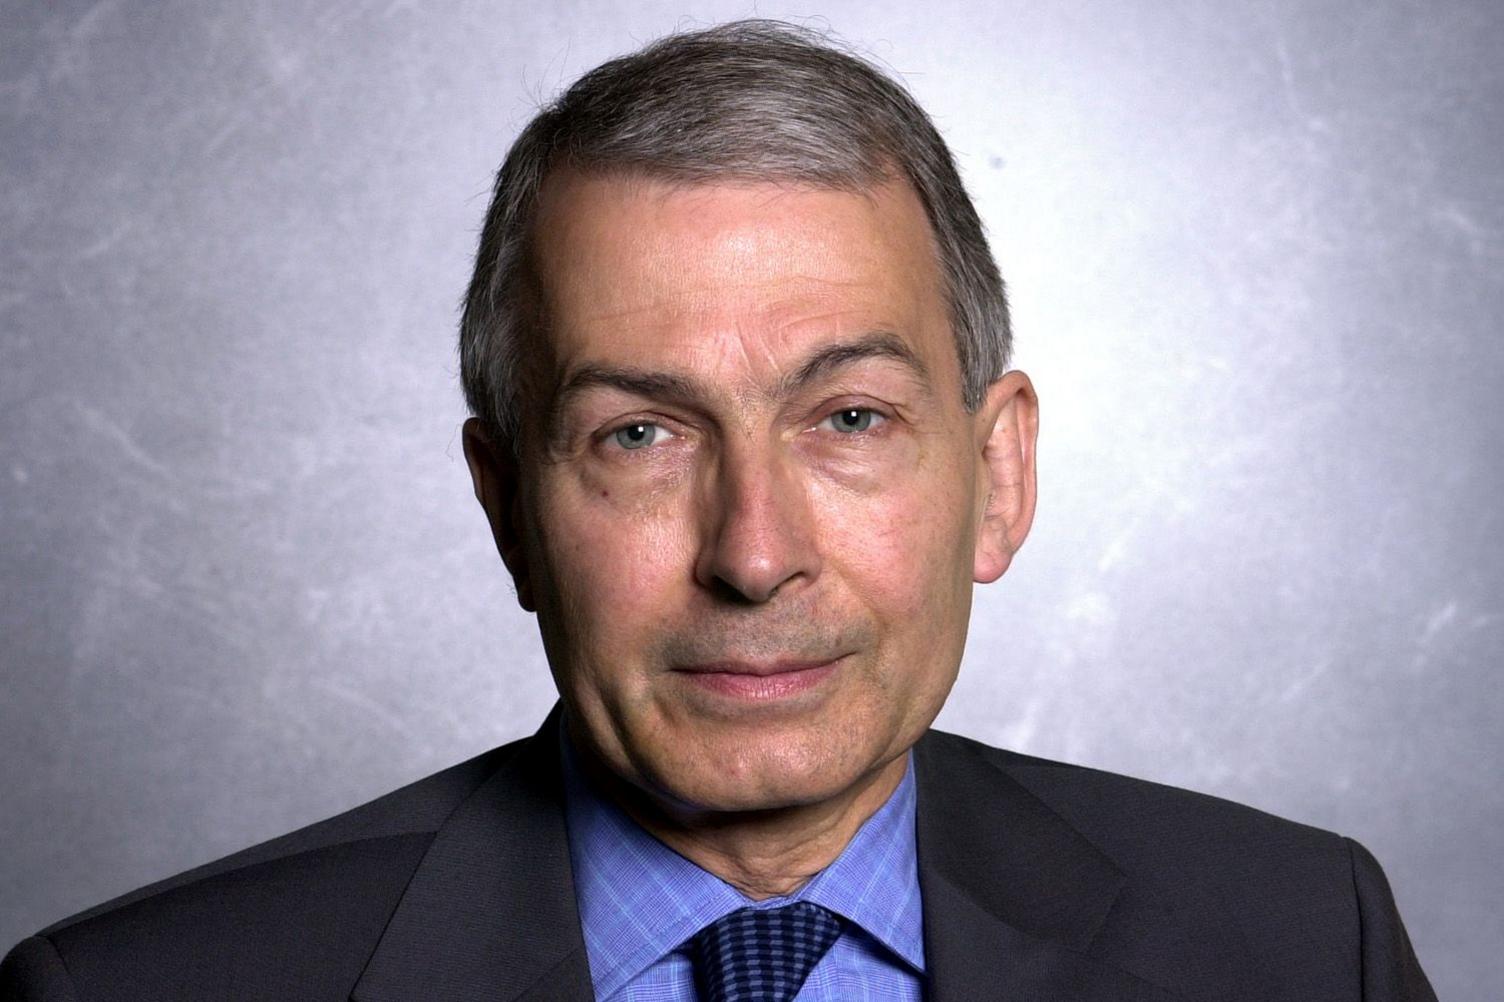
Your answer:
676,658 -> 838,677
672,656 -> 845,701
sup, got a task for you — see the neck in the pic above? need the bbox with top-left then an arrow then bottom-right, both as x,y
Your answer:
571,736 -> 908,900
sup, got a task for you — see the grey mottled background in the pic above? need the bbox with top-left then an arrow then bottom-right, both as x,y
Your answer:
2,1 -> 1500,996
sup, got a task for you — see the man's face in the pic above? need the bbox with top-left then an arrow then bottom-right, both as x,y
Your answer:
470,171 -> 1035,815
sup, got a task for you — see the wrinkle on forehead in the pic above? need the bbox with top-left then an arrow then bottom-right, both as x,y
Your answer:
530,171 -> 955,418
535,171 -> 938,309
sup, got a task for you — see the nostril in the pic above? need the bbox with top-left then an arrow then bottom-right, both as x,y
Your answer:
706,574 -> 780,606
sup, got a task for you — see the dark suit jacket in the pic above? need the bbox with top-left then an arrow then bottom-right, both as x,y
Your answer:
1,709 -> 1435,1001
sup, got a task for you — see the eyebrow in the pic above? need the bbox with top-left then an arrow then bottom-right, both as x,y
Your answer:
778,330 -> 930,399
547,329 -> 932,438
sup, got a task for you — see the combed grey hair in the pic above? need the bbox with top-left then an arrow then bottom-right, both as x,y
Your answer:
460,19 -> 1010,449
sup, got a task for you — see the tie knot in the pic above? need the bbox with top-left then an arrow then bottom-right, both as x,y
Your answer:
690,901 -> 843,1002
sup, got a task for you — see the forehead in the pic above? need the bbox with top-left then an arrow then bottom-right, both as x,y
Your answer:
528,170 -> 955,390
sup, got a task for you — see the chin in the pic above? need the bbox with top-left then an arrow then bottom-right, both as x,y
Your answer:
659,732 -> 878,814
671,777 -> 845,815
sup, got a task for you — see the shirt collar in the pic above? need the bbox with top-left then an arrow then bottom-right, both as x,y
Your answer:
560,727 -> 925,999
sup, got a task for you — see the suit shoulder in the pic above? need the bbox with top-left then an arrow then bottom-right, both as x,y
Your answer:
38,737 -> 525,939
925,729 -> 1350,873
9,738 -> 531,1000
928,729 -> 1438,999
33,831 -> 434,1001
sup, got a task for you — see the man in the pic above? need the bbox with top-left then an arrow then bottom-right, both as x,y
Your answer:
1,20 -> 1434,1002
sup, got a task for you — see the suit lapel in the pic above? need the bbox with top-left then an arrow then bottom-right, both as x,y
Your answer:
351,718 -> 1214,1001
351,708 -> 593,1002
914,732 -> 1186,1002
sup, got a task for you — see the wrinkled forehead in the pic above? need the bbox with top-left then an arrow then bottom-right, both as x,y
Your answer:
525,169 -> 955,394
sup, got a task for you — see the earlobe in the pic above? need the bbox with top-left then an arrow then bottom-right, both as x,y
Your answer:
462,417 -> 536,611
973,371 -> 1039,584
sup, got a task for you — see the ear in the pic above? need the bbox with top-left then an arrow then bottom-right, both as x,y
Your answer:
973,370 -> 1039,584
462,417 -> 536,611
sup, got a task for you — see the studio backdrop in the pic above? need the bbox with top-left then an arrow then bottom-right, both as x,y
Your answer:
2,2 -> 1500,997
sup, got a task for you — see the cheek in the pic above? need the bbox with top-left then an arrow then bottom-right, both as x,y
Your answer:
828,501 -> 967,609
811,444 -> 977,611
536,479 -> 694,667
816,445 -> 977,728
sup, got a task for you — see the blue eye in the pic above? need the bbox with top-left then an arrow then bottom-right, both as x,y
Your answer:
613,423 -> 661,450
825,408 -> 879,433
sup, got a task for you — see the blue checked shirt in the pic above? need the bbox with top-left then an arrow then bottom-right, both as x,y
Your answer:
560,735 -> 926,1001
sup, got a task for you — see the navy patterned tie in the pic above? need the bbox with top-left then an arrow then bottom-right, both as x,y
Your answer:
689,901 -> 843,1002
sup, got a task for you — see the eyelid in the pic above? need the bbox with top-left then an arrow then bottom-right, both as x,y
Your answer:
813,404 -> 889,433
591,402 -> 890,451
599,417 -> 680,451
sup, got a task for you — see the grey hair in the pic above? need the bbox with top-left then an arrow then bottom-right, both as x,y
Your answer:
459,19 -> 1010,448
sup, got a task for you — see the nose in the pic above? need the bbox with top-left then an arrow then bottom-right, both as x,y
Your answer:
695,443 -> 821,603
